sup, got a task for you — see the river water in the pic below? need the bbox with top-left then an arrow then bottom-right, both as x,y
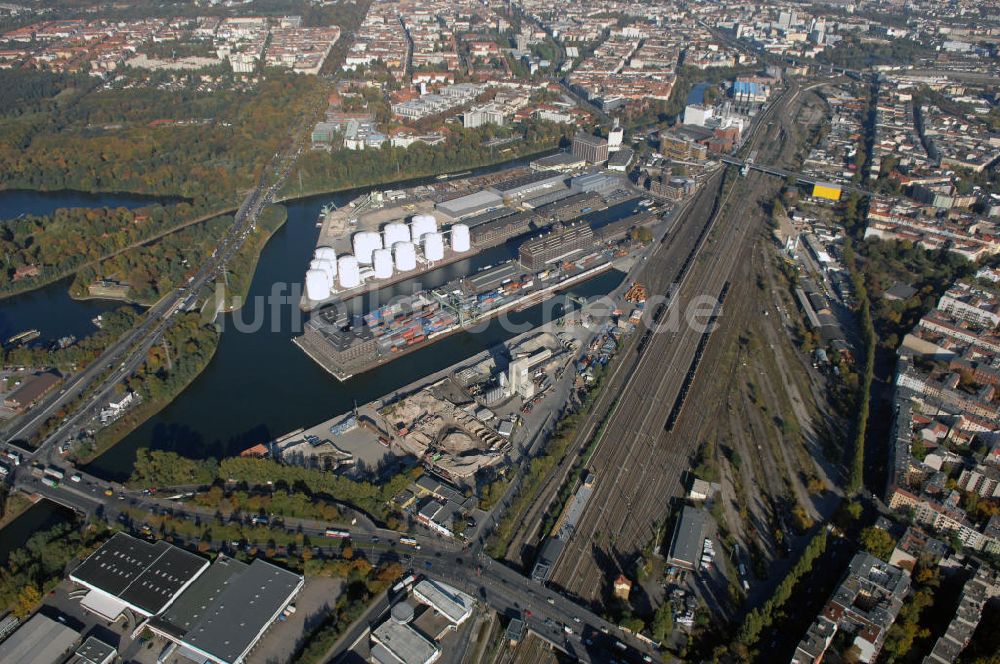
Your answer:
0,164 -> 627,482
0,189 -> 161,342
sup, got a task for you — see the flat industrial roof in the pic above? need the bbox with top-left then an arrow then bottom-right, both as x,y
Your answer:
149,555 -> 248,639
371,619 -> 440,664
0,613 -> 79,664
70,532 -> 209,616
75,636 -> 116,664
179,558 -> 303,664
436,190 -> 502,217
489,171 -> 566,194
413,579 -> 474,625
667,506 -> 708,569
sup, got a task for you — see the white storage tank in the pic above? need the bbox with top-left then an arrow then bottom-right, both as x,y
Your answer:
352,231 -> 382,265
383,222 -> 410,248
410,214 -> 438,243
305,269 -> 331,301
422,232 -> 445,262
393,241 -> 417,272
372,248 -> 394,279
450,224 -> 471,252
314,258 -> 337,286
337,255 -> 361,289
314,246 -> 337,261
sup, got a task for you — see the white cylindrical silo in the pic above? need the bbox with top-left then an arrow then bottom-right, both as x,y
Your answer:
410,214 -> 438,243
352,231 -> 382,265
422,232 -> 445,261
314,246 -> 337,261
372,248 -> 393,279
305,269 -> 331,301
393,241 -> 417,272
314,258 -> 337,286
337,255 -> 361,289
450,224 -> 470,252
383,222 -> 410,248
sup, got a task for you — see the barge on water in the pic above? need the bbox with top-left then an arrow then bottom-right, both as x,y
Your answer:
294,254 -> 614,381
6,329 -> 41,346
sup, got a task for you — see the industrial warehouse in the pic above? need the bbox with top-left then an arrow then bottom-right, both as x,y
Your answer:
68,533 -> 303,664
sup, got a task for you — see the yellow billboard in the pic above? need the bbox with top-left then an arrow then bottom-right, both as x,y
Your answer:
812,183 -> 842,201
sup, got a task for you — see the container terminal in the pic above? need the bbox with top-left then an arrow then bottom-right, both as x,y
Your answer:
294,203 -> 659,381
300,165 -> 643,311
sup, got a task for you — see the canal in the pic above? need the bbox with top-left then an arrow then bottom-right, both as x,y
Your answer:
0,158 -> 629,483
85,186 -> 624,480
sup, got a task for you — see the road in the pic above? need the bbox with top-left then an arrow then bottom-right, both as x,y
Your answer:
13,462 -> 661,663
1,144 -> 302,469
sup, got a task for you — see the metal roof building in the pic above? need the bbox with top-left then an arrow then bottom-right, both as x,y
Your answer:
148,556 -> 303,664
70,532 -> 209,618
412,579 -> 474,625
666,506 -> 708,571
0,613 -> 79,664
435,190 -> 503,219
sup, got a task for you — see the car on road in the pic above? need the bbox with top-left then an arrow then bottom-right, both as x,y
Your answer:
104,488 -> 114,496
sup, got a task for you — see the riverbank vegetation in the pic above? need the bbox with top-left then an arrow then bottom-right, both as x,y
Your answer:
68,214 -> 233,305
217,205 -> 288,310
126,452 -> 421,527
0,202 -> 222,297
283,121 -> 572,200
74,313 -> 219,463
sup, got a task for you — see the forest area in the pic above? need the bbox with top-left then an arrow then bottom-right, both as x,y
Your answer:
285,120 -> 573,198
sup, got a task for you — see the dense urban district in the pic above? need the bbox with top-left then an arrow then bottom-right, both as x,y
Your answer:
0,1 -> 999,664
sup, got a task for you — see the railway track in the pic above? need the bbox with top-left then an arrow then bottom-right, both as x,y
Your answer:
499,175 -> 727,569
544,79 -> 817,604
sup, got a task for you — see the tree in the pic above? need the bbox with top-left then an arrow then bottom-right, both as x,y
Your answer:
13,585 -> 40,618
650,602 -> 673,642
859,526 -> 896,561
